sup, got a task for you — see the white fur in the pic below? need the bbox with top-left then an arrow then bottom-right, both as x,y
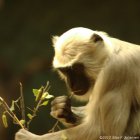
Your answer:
53,27 -> 112,68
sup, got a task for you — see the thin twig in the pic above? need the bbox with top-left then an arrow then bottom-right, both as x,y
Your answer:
27,107 -> 34,112
48,120 -> 59,133
27,93 -> 42,129
19,82 -> 26,128
0,97 -> 24,129
44,81 -> 50,92
27,98 -> 42,130
69,93 -> 74,99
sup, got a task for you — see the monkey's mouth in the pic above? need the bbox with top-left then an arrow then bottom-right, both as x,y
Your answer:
67,74 -> 91,96
71,89 -> 88,96
68,81 -> 90,96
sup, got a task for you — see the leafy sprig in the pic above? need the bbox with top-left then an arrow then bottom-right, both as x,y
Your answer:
27,82 -> 53,129
0,82 -> 53,130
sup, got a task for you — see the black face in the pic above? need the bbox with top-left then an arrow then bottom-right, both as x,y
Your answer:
57,63 -> 91,96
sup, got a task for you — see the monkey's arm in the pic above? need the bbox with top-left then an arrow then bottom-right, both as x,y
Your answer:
15,87 -> 131,140
50,96 -> 85,127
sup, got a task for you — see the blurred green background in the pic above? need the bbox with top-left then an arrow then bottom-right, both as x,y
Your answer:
0,0 -> 140,139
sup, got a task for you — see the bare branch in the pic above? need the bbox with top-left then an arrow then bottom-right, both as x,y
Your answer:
19,82 -> 26,128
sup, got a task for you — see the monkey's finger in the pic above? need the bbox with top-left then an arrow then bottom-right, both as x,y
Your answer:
51,103 -> 67,111
51,102 -> 72,112
50,109 -> 64,119
51,96 -> 70,105
51,108 -> 71,119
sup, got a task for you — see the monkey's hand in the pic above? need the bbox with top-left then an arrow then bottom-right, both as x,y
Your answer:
15,129 -> 40,140
51,96 -> 81,127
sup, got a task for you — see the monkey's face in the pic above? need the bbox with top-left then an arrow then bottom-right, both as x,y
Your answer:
57,63 -> 91,96
52,28 -> 104,96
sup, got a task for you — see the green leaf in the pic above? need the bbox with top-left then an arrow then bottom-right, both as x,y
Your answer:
27,113 -> 33,120
10,100 -> 15,112
41,92 -> 54,100
32,89 -> 39,97
2,114 -> 8,128
33,87 -> 44,101
45,94 -> 54,99
19,119 -> 25,125
41,101 -> 48,106
41,92 -> 48,100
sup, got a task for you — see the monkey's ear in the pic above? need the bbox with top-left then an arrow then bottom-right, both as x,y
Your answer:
90,33 -> 103,43
52,36 -> 59,46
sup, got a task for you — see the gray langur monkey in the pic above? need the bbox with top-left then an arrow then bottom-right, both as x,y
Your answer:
15,27 -> 140,140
